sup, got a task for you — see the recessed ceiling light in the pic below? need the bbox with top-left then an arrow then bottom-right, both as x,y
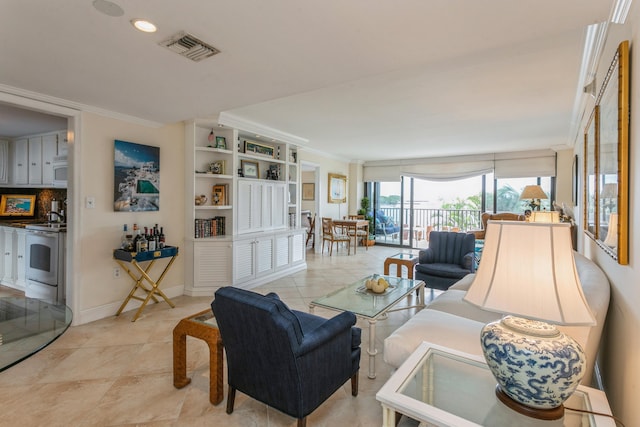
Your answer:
131,19 -> 157,33
93,0 -> 124,17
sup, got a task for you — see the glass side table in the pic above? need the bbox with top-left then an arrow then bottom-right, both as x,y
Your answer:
376,341 -> 615,427
173,309 -> 223,405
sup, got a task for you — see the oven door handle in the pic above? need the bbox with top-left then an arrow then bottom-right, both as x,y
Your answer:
28,230 -> 58,237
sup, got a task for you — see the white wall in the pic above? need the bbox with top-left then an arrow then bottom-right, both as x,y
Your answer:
73,112 -> 185,324
573,10 -> 639,425
298,149 -> 350,246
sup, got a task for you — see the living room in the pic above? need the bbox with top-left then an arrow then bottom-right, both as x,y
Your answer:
0,1 -> 639,425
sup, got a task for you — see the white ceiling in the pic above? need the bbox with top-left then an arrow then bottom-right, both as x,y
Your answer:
0,0 -> 614,161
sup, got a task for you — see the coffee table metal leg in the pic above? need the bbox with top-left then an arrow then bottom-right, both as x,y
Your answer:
367,319 -> 378,379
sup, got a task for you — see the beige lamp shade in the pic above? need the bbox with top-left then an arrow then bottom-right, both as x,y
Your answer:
464,221 -> 595,326
603,213 -> 618,247
519,185 -> 548,200
600,183 -> 618,199
530,211 -> 560,223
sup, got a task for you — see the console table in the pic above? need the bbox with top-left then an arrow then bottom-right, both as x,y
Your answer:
113,246 -> 179,321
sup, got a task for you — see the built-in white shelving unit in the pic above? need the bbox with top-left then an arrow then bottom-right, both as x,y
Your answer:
183,119 -> 306,296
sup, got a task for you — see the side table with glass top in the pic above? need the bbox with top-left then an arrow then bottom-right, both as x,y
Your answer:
173,309 -> 223,405
384,252 -> 419,279
376,341 -> 615,427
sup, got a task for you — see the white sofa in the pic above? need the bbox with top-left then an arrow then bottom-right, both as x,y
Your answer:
383,252 -> 610,385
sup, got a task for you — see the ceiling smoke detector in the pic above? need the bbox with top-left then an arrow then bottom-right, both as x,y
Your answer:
160,32 -> 220,62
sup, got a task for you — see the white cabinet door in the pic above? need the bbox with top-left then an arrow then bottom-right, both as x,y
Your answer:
14,229 -> 27,287
0,140 -> 8,184
0,227 -> 4,280
233,237 -> 256,283
41,134 -> 57,185
255,236 -> 274,276
2,228 -> 14,285
262,183 -> 274,229
290,231 -> 305,265
237,179 -> 264,234
12,138 -> 28,185
274,234 -> 289,269
194,240 -> 232,288
57,131 -> 68,156
28,137 -> 43,185
272,183 -> 287,229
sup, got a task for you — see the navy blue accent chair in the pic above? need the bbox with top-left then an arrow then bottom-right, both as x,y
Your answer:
211,287 -> 361,427
369,209 -> 401,240
414,231 -> 476,291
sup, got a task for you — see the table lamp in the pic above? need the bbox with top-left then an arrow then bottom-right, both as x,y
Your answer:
464,221 -> 595,420
519,185 -> 548,211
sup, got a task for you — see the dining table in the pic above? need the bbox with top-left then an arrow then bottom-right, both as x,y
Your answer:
332,218 -> 369,254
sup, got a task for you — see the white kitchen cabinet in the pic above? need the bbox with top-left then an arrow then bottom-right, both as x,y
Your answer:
57,131 -> 68,156
28,137 -> 42,185
12,138 -> 28,185
41,134 -> 57,185
28,134 -> 57,185
14,229 -> 27,288
0,140 -> 8,184
0,227 -> 28,291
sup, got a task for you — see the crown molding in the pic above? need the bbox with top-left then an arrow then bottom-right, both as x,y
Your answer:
218,112 -> 309,146
0,84 -> 163,128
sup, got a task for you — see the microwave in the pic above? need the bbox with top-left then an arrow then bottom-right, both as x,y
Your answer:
52,156 -> 68,187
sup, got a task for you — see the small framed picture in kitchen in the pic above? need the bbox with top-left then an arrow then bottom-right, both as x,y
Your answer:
0,194 -> 36,216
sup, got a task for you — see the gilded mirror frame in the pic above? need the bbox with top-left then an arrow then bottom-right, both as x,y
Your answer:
583,40 -> 629,265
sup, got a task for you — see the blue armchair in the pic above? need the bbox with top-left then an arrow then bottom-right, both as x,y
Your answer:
414,231 -> 476,291
370,209 -> 401,240
211,287 -> 361,427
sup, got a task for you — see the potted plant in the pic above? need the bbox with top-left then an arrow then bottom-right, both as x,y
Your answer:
358,197 -> 376,246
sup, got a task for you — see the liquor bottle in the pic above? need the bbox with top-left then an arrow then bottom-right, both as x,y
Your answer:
120,224 -> 128,250
132,223 -> 140,252
148,227 -> 156,251
158,227 -> 165,249
137,227 -> 148,252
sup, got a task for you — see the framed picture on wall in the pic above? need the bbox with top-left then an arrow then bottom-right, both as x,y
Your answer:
328,173 -> 346,203
114,139 -> 160,212
302,183 -> 315,201
0,194 -> 36,216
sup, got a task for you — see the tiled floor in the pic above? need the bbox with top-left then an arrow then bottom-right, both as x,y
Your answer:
0,245 -> 433,426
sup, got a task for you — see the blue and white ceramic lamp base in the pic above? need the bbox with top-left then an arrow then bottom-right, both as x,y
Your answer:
480,315 -> 587,420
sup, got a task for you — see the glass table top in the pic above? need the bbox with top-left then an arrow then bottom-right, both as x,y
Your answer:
310,275 -> 424,319
395,345 -> 609,427
0,297 -> 72,372
388,252 -> 419,261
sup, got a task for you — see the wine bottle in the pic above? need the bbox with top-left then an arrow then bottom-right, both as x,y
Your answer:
159,227 -> 165,249
148,227 -> 156,251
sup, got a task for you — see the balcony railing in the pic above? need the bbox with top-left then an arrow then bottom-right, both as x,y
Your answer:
375,207 -> 482,242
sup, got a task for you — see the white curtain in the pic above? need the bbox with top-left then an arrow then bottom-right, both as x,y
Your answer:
363,149 -> 556,182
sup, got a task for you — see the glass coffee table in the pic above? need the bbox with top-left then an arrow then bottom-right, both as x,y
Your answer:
0,297 -> 72,372
376,341 -> 615,427
310,275 -> 425,379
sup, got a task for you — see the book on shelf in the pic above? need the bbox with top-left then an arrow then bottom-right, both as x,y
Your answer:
195,216 -> 226,238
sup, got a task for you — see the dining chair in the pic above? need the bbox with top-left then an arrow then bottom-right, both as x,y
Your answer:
305,214 -> 316,249
346,215 -> 369,250
321,217 -> 351,256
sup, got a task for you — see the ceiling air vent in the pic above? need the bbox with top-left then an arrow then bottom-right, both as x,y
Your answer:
160,32 -> 220,62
